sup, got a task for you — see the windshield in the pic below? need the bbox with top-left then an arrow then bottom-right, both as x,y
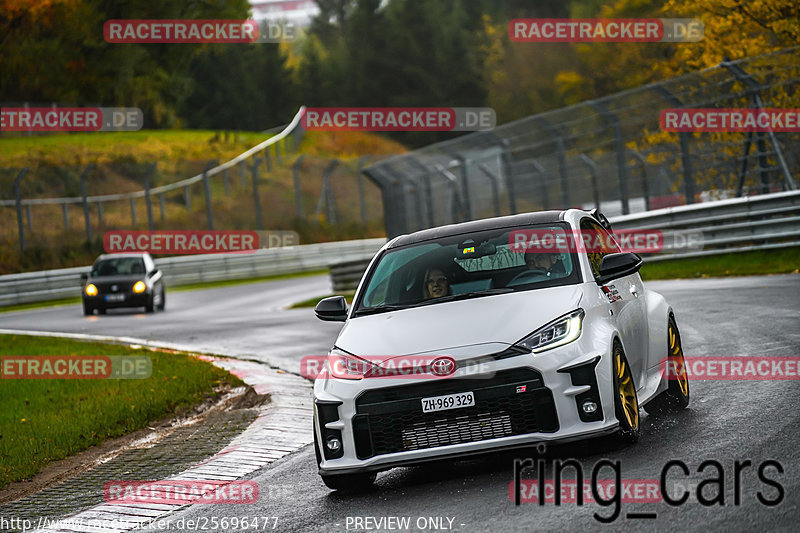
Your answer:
91,257 -> 146,277
353,223 -> 581,316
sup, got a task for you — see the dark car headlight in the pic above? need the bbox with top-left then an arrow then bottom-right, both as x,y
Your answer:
514,309 -> 584,354
132,281 -> 146,294
85,283 -> 98,297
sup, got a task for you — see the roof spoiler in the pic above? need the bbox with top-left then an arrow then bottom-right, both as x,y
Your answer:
589,208 -> 613,231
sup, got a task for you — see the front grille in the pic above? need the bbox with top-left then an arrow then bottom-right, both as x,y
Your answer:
353,368 -> 558,458
95,282 -> 133,293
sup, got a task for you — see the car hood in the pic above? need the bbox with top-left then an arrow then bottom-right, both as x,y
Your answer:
337,284 -> 583,357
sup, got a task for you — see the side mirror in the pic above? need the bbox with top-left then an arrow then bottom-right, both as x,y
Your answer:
80,272 -> 89,281
314,296 -> 348,322
148,268 -> 159,277
597,253 -> 643,285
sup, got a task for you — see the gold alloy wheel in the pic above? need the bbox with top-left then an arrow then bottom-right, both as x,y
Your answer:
669,321 -> 689,398
615,349 -> 639,430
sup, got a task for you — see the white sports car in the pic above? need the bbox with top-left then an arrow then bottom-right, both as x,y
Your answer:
312,209 -> 689,491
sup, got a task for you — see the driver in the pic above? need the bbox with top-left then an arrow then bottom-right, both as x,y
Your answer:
423,268 -> 451,299
523,252 -> 564,277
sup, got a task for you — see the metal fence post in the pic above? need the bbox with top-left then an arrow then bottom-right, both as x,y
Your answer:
445,151 -> 472,220
357,155 -> 371,229
590,102 -> 630,214
477,163 -> 502,217
80,164 -> 95,243
240,160 -> 247,187
408,157 -> 435,228
26,205 -> 33,232
530,160 -> 549,210
653,86 -> 695,204
222,168 -> 230,196
500,139 -> 517,214
322,159 -> 339,224
536,117 -> 570,207
578,154 -> 601,210
97,202 -> 104,226
202,160 -> 217,230
274,142 -> 282,165
62,203 -> 69,230
251,157 -> 263,230
292,155 -> 305,218
264,150 -> 272,172
130,198 -> 137,226
143,162 -> 156,231
184,186 -> 192,210
629,150 -> 650,211
722,59 -> 796,192
159,192 -> 166,222
13,168 -> 29,253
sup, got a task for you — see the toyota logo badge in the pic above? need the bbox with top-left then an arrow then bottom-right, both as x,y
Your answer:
429,357 -> 456,377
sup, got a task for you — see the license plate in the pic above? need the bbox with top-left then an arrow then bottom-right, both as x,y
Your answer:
421,391 -> 475,413
105,294 -> 125,302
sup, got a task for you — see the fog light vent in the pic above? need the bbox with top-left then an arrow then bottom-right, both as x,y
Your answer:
326,436 -> 342,452
582,400 -> 598,414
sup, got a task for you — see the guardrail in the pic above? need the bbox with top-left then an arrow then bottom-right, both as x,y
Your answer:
2,190 -> 798,308
0,239 -> 385,307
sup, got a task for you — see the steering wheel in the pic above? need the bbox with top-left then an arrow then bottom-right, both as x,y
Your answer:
507,268 -> 549,286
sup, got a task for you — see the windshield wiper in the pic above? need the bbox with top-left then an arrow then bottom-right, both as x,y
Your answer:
352,304 -> 412,317
414,287 -> 514,305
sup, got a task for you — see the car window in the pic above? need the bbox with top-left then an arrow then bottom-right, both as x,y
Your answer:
354,223 -> 581,314
92,257 -> 146,277
580,219 -> 620,279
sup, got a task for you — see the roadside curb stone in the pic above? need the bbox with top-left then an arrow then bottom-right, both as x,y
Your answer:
1,355 -> 313,533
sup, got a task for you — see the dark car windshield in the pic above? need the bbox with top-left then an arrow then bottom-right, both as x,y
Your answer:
91,257 -> 146,277
353,223 -> 581,316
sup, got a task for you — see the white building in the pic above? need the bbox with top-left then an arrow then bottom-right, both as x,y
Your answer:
250,0 -> 319,27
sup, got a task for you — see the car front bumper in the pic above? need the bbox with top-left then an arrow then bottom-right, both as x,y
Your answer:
83,292 -> 150,309
313,336 -> 619,475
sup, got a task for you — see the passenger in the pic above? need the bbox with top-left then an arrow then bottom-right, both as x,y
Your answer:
423,268 -> 451,299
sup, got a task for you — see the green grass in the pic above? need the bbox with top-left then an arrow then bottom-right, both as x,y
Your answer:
289,292 -> 356,309
639,247 -> 800,280
0,297 -> 82,314
0,130 -> 271,167
0,334 -> 242,489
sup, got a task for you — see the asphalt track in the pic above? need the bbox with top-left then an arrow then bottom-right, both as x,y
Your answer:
1,273 -> 799,532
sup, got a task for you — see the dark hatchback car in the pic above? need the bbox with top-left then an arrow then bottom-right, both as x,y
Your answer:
81,253 -> 165,315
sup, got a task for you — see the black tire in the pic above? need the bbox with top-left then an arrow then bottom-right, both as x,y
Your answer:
611,341 -> 640,444
145,293 -> 155,313
314,428 -> 376,492
83,303 -> 93,316
644,316 -> 690,416
156,286 -> 166,311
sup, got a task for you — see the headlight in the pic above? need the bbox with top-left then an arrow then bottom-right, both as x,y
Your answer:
133,281 -> 146,293
85,284 -> 98,296
514,309 -> 584,354
324,349 -> 376,380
